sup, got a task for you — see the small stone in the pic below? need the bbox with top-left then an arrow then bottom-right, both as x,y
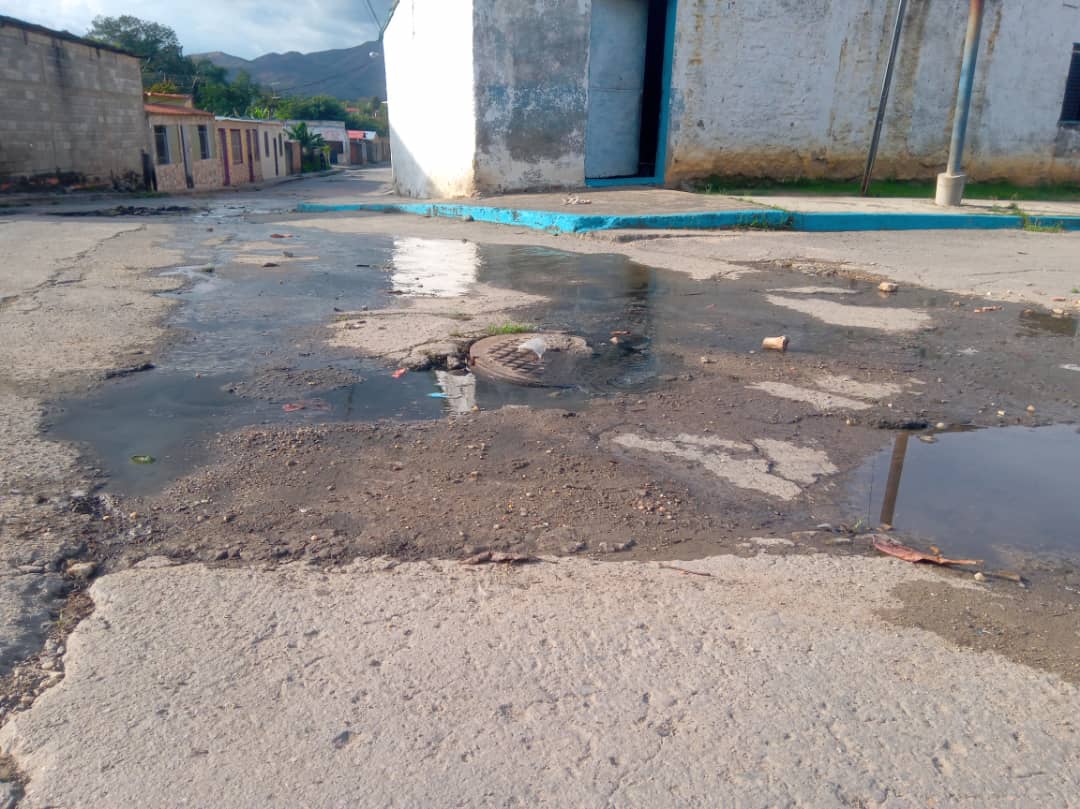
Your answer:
699,356 -> 714,365
64,561 -> 97,580
996,410 -> 1006,417
878,281 -> 899,293
1026,405 -> 1036,414
40,658 -> 56,671
973,572 -> 987,583
935,422 -> 947,430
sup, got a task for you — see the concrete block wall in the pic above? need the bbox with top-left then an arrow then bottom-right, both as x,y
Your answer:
0,20 -> 146,188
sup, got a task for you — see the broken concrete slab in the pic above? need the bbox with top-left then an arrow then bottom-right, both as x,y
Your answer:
747,382 -> 875,412
813,374 -> 903,401
765,294 -> 931,332
2,559 -> 1077,808
612,432 -> 837,501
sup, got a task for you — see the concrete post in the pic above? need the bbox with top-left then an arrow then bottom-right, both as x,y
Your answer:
936,0 -> 985,207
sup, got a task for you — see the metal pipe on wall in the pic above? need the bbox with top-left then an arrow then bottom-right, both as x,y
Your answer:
861,0 -> 909,196
936,0 -> 986,206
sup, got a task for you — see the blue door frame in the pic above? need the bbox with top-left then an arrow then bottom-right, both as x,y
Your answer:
586,0 -> 678,188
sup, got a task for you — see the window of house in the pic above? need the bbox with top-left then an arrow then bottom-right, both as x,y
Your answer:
277,135 -> 283,155
264,131 -> 270,156
230,130 -> 243,163
1062,44 -> 1080,123
197,125 -> 212,160
252,129 -> 260,159
153,126 -> 170,164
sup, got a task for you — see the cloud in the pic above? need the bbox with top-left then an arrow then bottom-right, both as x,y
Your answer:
0,0 -> 394,58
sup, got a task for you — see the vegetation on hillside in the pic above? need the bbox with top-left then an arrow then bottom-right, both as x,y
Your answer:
86,14 -> 388,134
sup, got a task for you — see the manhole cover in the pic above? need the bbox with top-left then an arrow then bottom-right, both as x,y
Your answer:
468,333 -> 590,387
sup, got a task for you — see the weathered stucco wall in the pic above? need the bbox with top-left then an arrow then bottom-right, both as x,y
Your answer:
964,1 -> 1080,183
473,0 -> 591,192
0,19 -> 146,189
665,0 -> 1080,185
385,0 -> 478,197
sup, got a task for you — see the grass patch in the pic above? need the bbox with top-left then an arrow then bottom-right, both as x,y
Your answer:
485,322 -> 534,335
1007,203 -> 1066,234
733,211 -> 795,230
699,175 -> 1080,202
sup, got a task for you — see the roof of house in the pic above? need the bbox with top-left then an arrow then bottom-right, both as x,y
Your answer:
144,103 -> 215,118
215,117 -> 284,126
347,130 -> 378,140
0,14 -> 137,58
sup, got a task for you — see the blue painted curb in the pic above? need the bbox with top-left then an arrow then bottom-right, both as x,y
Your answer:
295,201 -> 1080,234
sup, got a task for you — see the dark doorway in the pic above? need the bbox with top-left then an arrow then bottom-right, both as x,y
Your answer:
637,0 -> 670,178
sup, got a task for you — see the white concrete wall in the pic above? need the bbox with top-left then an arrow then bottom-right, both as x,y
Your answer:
385,0 -> 478,197
966,1 -> 1080,182
472,0 -> 591,192
384,0 -> 1080,194
665,0 -> 1080,184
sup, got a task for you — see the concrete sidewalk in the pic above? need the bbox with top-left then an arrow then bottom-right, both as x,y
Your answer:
300,169 -> 1080,234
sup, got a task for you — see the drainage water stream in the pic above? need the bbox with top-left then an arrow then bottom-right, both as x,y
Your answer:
46,227 -> 1080,575
58,229 -> 918,496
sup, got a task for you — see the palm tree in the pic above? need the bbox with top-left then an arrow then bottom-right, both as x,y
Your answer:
286,122 -> 327,169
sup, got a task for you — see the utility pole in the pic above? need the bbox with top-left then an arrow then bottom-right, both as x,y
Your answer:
861,0 -> 909,196
935,0 -> 986,207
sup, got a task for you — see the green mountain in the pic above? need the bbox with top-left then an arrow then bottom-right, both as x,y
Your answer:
192,42 -> 386,101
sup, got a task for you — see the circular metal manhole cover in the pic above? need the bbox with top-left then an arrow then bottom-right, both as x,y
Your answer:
468,332 -> 591,387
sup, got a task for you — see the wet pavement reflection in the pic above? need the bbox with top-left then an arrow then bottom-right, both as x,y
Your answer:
853,424 -> 1080,565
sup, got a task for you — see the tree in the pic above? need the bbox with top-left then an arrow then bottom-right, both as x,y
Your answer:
87,15 -> 193,88
277,95 -> 348,122
286,122 -> 328,171
147,79 -> 179,95
191,63 -> 260,116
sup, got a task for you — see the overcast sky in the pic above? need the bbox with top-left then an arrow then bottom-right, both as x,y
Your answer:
0,0 -> 395,58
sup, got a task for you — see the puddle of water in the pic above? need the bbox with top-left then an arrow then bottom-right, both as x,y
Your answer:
1018,310 -> 1077,337
51,231 -> 973,495
391,237 -> 480,296
851,425 -> 1080,566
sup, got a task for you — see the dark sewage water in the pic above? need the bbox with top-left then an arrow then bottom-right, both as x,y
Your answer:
851,424 -> 1080,568
45,228 -> 1080,571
